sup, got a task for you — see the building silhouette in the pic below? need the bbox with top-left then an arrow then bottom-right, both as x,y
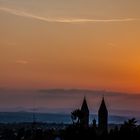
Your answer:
80,97 -> 89,128
98,97 -> 108,133
77,96 -> 108,132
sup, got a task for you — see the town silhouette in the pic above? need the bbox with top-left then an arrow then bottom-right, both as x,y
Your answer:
0,97 -> 140,140
0,0 -> 140,140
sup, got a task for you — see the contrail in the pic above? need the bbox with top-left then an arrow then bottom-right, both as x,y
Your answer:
0,7 -> 139,23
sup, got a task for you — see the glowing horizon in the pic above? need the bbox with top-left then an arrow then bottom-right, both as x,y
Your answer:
0,0 -> 140,93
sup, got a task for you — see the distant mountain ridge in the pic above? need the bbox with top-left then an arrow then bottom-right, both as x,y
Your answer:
0,112 -> 134,124
1,88 -> 140,118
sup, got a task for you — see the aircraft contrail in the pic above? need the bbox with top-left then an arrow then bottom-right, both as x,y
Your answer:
0,7 -> 139,23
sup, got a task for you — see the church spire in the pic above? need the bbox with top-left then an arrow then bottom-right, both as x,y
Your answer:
98,97 -> 108,134
81,97 -> 89,113
99,97 -> 107,112
80,97 -> 89,128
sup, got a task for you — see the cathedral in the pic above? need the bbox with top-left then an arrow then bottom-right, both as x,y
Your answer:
80,97 -> 108,133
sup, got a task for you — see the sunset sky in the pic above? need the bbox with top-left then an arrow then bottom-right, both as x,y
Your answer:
0,0 -> 140,115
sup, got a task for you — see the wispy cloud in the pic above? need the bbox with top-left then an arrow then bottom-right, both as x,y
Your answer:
16,60 -> 29,65
0,7 -> 139,23
108,43 -> 116,47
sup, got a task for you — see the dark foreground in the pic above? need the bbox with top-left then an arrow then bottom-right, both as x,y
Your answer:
0,119 -> 140,140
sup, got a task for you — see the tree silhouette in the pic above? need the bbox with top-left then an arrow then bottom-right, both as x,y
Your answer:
123,118 -> 137,129
71,109 -> 83,125
120,117 -> 138,138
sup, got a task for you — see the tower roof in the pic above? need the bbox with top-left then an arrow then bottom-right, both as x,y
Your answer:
81,97 -> 89,113
99,97 -> 108,113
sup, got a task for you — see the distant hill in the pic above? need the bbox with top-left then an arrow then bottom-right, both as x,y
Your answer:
0,112 -> 132,124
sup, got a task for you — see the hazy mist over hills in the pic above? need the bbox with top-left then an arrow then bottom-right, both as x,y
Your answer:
0,88 -> 140,118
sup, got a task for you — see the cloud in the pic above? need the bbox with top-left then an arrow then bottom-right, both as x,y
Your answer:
16,60 -> 29,65
0,7 -> 139,24
108,43 -> 116,47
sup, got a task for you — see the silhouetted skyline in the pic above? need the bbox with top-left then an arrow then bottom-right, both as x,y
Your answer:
0,0 -> 140,131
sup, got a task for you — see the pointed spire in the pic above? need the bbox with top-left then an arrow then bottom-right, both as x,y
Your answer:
81,96 -> 89,113
80,96 -> 89,128
99,96 -> 107,112
98,96 -> 108,133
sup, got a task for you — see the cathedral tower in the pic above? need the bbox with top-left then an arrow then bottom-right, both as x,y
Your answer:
80,97 -> 89,128
98,97 -> 108,133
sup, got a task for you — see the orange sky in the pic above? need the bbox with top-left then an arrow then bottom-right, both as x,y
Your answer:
0,0 -> 140,93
